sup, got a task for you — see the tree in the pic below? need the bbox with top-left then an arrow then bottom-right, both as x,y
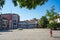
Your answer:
0,0 -> 5,9
38,16 -> 49,28
46,6 -> 58,23
0,0 -> 48,9
46,6 -> 59,29
47,22 -> 57,28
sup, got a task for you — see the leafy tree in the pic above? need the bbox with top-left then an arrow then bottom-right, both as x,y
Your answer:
47,22 -> 57,30
47,22 -> 56,28
46,6 -> 59,29
46,6 -> 57,22
0,0 -> 5,9
38,16 -> 49,28
0,0 -> 48,9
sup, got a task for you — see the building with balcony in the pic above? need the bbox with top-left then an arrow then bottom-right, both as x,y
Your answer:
0,13 -> 20,29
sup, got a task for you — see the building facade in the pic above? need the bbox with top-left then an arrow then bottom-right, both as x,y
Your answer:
55,13 -> 60,23
18,21 -> 37,28
49,12 -> 60,23
2,18 -> 9,29
1,13 -> 20,29
18,18 -> 38,28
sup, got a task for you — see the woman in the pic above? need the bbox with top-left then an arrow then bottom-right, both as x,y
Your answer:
50,28 -> 53,37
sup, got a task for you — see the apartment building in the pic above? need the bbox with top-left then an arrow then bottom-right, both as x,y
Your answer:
1,13 -> 20,29
18,18 -> 38,28
2,18 -> 9,29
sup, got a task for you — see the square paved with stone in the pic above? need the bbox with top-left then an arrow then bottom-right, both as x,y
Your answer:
0,29 -> 60,40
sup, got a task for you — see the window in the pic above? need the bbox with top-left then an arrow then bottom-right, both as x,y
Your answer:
2,24 -> 5,26
13,20 -> 16,22
13,23 -> 16,25
13,15 -> 17,20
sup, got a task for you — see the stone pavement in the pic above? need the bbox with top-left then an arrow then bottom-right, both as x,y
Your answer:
0,29 -> 60,40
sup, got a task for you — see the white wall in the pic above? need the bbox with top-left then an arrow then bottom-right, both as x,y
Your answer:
18,21 -> 37,28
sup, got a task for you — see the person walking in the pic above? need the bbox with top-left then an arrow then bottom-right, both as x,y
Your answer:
50,28 -> 53,37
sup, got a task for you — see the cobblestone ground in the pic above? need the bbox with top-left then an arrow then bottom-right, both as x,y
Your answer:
0,29 -> 60,40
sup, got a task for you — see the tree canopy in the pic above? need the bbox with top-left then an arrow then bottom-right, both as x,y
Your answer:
38,16 -> 49,28
0,0 -> 48,9
0,0 -> 5,9
46,6 -> 57,21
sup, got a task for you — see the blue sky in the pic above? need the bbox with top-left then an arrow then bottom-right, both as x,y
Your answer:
1,0 -> 60,21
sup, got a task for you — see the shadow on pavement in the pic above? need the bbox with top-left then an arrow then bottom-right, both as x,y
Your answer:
53,36 -> 60,38
0,30 -> 12,32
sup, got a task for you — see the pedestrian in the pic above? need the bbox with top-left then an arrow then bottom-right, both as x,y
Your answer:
50,28 -> 52,37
